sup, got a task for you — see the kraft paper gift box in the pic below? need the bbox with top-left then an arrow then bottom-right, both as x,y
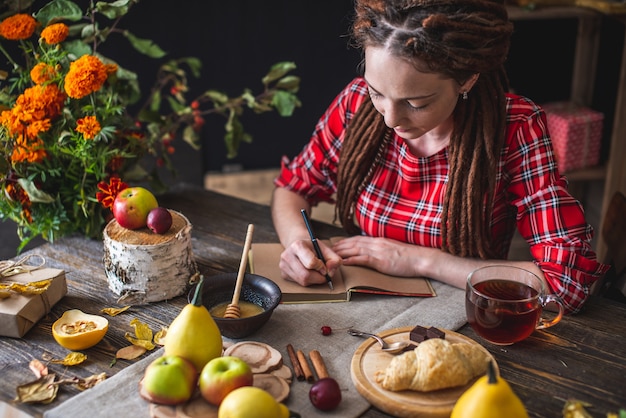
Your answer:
0,266 -> 67,338
542,101 -> 604,173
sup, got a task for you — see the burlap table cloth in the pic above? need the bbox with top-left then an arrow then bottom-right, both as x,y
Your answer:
45,281 -> 466,418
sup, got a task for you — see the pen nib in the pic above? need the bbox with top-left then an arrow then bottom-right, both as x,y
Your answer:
327,279 -> 334,291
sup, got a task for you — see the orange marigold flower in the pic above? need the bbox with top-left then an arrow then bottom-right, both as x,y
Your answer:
105,63 -> 118,74
11,135 -> 47,164
64,55 -> 109,99
5,182 -> 31,206
30,62 -> 57,85
96,177 -> 128,209
76,116 -> 101,139
40,22 -> 69,44
0,14 -> 37,40
5,183 -> 33,223
0,84 -> 65,139
109,156 -> 124,172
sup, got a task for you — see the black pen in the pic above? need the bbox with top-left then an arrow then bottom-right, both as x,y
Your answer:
300,209 -> 334,290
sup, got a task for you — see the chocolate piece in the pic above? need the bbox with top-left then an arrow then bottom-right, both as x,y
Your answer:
401,343 -> 419,353
426,326 -> 445,340
409,325 -> 445,343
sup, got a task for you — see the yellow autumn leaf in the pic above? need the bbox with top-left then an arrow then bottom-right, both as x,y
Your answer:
153,327 -> 167,346
0,279 -> 52,296
22,279 -> 52,289
130,318 -> 153,340
100,306 -> 131,316
116,345 -> 147,360
124,318 -> 155,350
563,399 -> 594,418
125,335 -> 155,350
49,352 -> 87,366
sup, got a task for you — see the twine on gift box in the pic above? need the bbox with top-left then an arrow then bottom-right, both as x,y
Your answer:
0,254 -> 46,279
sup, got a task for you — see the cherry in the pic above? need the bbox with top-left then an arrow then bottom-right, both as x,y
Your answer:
321,326 -> 332,336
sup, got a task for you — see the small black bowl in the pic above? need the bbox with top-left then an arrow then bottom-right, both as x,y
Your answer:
189,272 -> 282,339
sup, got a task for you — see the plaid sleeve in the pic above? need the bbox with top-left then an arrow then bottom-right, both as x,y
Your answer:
274,78 -> 369,206
504,96 -> 610,314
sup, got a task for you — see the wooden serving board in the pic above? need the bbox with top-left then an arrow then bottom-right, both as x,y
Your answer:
350,327 -> 497,418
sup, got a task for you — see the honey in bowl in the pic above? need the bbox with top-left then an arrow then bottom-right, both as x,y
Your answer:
210,301 -> 264,318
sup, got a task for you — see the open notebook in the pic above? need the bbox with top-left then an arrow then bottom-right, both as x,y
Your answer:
250,240 -> 436,303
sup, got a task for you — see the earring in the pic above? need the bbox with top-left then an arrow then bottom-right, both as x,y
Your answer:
462,91 -> 468,100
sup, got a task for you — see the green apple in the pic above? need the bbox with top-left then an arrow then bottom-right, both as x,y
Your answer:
199,356 -> 253,406
112,186 -> 158,229
139,355 -> 198,405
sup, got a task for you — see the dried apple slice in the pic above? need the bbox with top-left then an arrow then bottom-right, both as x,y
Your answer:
223,341 -> 283,374
253,373 -> 290,403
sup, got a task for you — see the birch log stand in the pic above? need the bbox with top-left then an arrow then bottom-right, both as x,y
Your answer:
102,210 -> 198,304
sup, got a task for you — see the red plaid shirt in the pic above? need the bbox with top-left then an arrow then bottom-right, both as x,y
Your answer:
276,77 -> 609,313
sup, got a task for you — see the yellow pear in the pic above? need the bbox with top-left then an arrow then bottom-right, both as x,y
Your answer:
451,361 -> 528,418
164,276 -> 223,371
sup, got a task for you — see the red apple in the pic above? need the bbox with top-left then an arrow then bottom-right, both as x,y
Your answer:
199,356 -> 253,406
147,207 -> 173,234
309,377 -> 342,411
139,355 -> 198,405
112,187 -> 158,229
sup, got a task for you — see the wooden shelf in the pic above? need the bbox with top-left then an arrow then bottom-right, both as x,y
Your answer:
564,165 -> 607,182
506,5 -> 626,262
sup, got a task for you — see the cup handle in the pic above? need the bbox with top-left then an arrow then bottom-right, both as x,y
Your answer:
536,294 -> 564,330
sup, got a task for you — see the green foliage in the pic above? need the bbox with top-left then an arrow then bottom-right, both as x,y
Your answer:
0,0 -> 301,251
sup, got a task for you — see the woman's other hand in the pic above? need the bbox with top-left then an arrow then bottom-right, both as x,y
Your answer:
332,235 -> 423,277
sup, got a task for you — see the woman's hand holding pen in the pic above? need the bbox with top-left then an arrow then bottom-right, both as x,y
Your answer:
278,238 -> 342,287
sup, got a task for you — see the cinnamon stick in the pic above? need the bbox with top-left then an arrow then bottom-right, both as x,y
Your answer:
286,344 -> 305,381
309,349 -> 329,379
297,349 -> 315,382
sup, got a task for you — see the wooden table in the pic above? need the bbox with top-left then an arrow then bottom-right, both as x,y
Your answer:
1,185 -> 624,417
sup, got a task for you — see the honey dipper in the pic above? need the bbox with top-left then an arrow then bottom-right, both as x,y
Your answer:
223,223 -> 255,319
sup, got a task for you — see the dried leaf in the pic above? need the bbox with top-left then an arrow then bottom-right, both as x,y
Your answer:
29,359 -> 48,378
74,372 -> 107,390
100,306 -> 131,316
563,399 -> 594,418
153,327 -> 167,346
0,279 -> 52,297
125,335 -> 155,350
116,345 -> 147,360
15,374 -> 58,404
124,318 -> 155,350
49,352 -> 87,366
130,318 -> 153,341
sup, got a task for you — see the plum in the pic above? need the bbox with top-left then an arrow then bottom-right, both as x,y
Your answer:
309,377 -> 341,411
147,207 -> 173,234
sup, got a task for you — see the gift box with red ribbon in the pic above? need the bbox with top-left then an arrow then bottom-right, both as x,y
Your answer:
542,102 -> 604,173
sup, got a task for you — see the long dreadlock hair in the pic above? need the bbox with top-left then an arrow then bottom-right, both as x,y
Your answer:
336,0 -> 513,259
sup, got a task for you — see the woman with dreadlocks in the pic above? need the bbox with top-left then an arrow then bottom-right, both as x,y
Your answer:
270,0 -> 608,314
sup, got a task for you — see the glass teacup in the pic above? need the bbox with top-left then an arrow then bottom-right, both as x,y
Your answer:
466,265 -> 564,345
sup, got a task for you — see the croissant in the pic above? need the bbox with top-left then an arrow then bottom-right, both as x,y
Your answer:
375,338 -> 489,392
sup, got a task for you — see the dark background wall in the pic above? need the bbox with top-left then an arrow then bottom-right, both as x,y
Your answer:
103,0 -> 362,175
103,1 -> 622,175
